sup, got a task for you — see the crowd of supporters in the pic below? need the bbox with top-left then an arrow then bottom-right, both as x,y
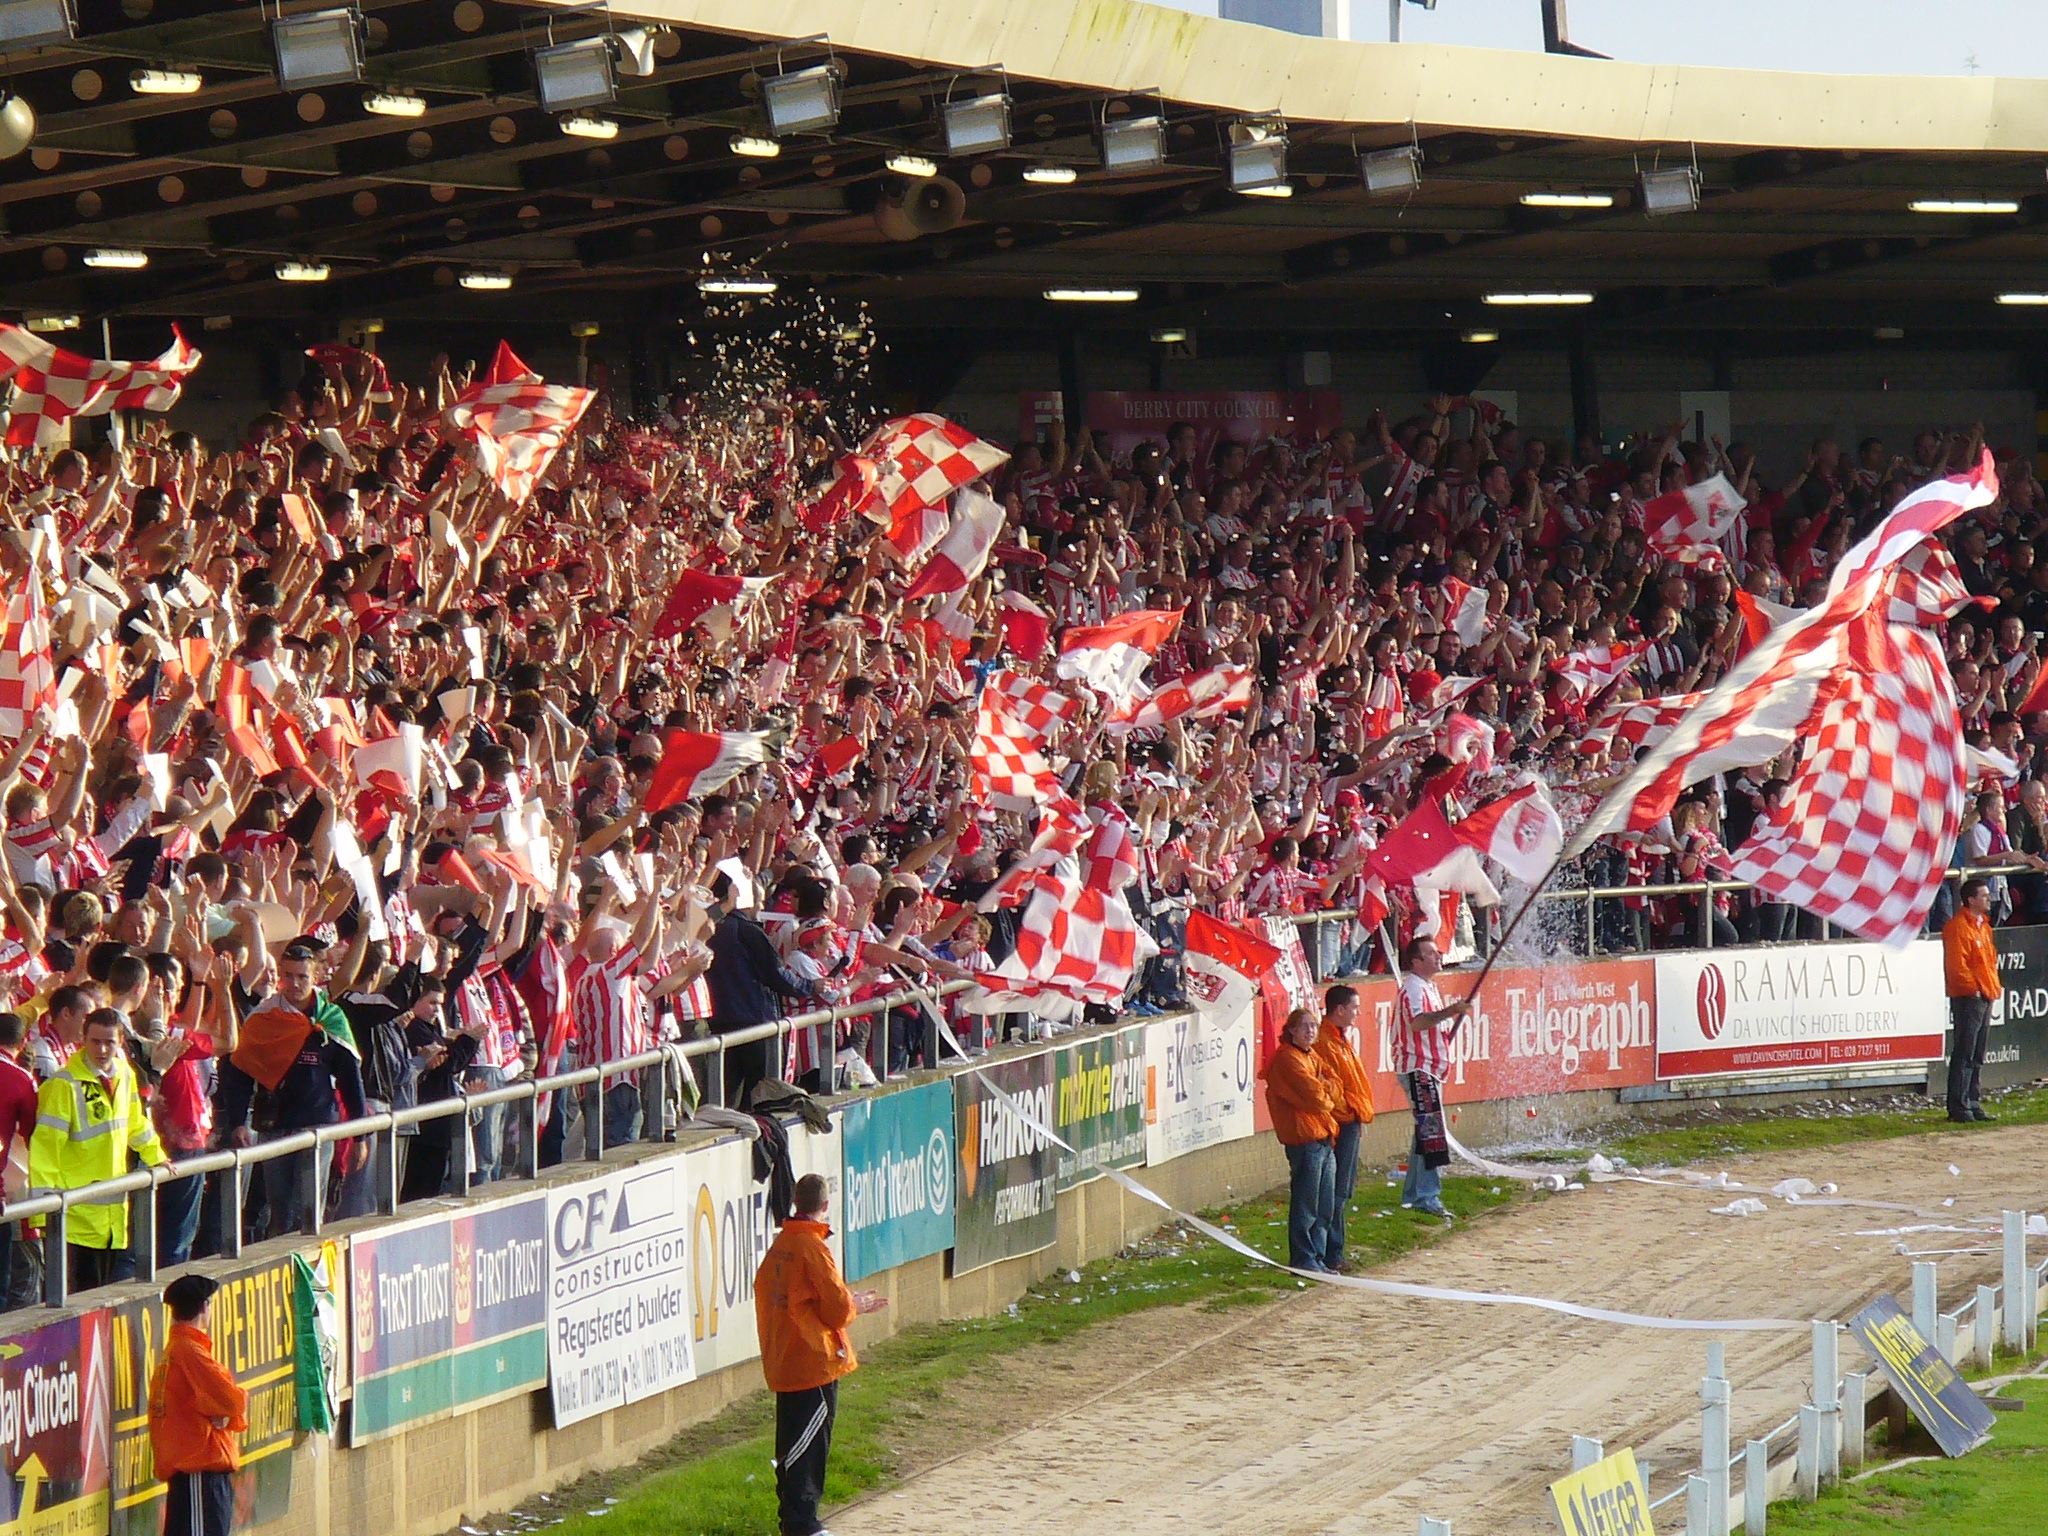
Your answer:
0,335 -> 2032,1295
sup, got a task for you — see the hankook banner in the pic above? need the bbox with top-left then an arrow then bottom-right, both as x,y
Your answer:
952,1049 -> 1059,1276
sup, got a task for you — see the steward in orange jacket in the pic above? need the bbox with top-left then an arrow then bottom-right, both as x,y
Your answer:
1312,985 -> 1376,1270
756,1172 -> 883,1536
1262,1033 -> 1340,1147
148,1275 -> 248,1536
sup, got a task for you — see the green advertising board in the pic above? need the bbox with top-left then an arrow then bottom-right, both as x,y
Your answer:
1052,1024 -> 1148,1191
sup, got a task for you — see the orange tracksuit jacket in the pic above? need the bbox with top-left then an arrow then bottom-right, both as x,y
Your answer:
150,1322 -> 248,1475
755,1218 -> 859,1393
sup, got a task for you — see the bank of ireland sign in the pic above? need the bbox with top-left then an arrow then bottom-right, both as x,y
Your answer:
840,1080 -> 957,1281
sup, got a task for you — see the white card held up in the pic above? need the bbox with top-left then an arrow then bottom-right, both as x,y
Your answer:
142,753 -> 172,812
598,849 -> 638,905
461,626 -> 485,681
437,686 -> 475,725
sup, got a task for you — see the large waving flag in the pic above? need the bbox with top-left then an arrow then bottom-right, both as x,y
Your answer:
651,569 -> 745,642
971,691 -> 1054,810
1551,639 -> 1652,701
1367,797 -> 1502,922
902,487 -> 1006,601
1452,779 -> 1563,885
853,414 -> 1010,562
1642,473 -> 1747,567
1440,577 -> 1490,645
0,323 -> 200,447
1056,609 -> 1183,707
644,729 -> 773,812
1567,456 -> 1995,946
444,342 -> 594,504
1579,692 -> 1704,757
0,572 -> 57,756
1105,665 -> 1253,734
960,876 -> 1147,1021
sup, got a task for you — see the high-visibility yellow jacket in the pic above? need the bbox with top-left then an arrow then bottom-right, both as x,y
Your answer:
29,1049 -> 168,1250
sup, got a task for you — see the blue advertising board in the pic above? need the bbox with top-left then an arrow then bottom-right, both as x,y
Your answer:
840,1080 -> 956,1281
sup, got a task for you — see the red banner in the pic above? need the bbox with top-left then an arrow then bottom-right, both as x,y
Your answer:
1091,391 -> 1345,474
1255,958 -> 1660,1121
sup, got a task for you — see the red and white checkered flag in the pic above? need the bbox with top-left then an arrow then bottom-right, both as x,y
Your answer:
0,323 -> 200,447
444,342 -> 593,504
0,573 -> 58,755
1568,460 -> 1997,947
1715,545 -> 1970,946
1104,665 -> 1253,734
971,691 -> 1054,810
1578,692 -> 1705,756
961,875 -> 1145,1021
1642,473 -> 1747,568
852,414 -> 1009,563
984,669 -> 1080,739
1550,639 -> 1652,701
978,789 -> 1090,911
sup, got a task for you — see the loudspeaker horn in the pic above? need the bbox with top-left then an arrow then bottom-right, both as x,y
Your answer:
873,175 -> 966,242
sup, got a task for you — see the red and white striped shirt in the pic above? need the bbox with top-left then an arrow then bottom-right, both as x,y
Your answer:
571,942 -> 649,1067
1392,970 -> 1454,1080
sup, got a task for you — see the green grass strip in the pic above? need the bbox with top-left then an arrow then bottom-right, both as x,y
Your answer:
1767,1374 -> 2048,1534
534,1170 -> 1514,1536
1596,1085 -> 2048,1169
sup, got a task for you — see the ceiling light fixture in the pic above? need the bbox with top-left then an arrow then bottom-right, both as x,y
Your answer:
1150,325 -> 1188,344
730,133 -> 780,159
1461,328 -> 1500,343
1239,183 -> 1293,198
1044,286 -> 1139,302
130,68 -> 203,94
761,63 -> 840,136
699,276 -> 778,295
276,260 -> 331,282
271,6 -> 364,91
559,112 -> 618,139
943,92 -> 1011,155
1483,290 -> 1594,305
1100,114 -> 1165,172
532,35 -> 615,115
458,269 -> 512,291
885,152 -> 937,178
363,89 -> 427,117
1520,191 -> 1613,209
84,247 -> 149,269
1023,163 -> 1077,185
23,311 -> 77,333
1995,292 -> 2048,305
1910,198 -> 2019,215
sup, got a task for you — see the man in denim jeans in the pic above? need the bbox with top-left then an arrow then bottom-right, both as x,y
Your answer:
1261,1007 -> 1341,1272
1392,936 -> 1472,1219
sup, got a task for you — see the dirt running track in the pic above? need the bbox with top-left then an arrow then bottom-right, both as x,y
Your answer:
832,1125 -> 2048,1536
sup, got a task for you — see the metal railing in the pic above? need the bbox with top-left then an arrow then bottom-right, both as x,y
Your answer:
16,976 -> 974,1309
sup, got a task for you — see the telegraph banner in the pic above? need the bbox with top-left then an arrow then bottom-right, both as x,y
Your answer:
112,1254 -> 301,1533
547,1156 -> 696,1428
841,1082 -> 955,1281
1052,1024 -> 1148,1191
684,1115 -> 844,1379
349,1192 -> 548,1444
1655,942 -> 1945,1079
952,1048 -> 1059,1275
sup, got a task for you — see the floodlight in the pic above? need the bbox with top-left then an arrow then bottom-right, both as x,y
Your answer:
1228,122 -> 1288,194
271,7 -> 363,91
1639,165 -> 1699,216
1360,144 -> 1420,196
1101,114 -> 1164,172
762,64 -> 840,136
943,93 -> 1011,155
533,36 -> 615,115
0,0 -> 72,50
